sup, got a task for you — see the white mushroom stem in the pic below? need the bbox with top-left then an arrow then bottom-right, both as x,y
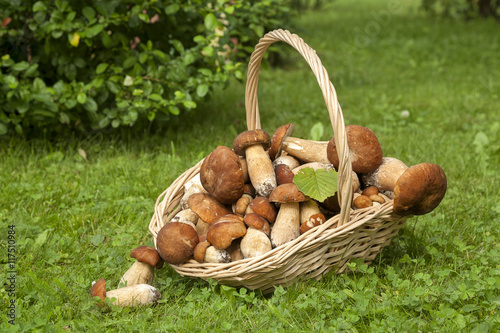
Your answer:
171,209 -> 199,225
245,144 -> 277,197
106,284 -> 161,307
282,138 -> 329,164
204,246 -> 231,263
299,200 -> 321,225
273,155 -> 301,170
119,261 -> 154,288
240,227 -> 272,258
270,202 -> 300,248
361,157 -> 408,192
180,174 -> 208,209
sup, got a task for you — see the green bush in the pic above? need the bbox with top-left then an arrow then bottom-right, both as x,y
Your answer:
421,0 -> 500,18
0,0 -> 292,136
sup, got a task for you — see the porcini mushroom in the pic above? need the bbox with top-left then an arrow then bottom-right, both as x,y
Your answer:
240,227 -> 272,258
299,199 -> 326,234
119,246 -> 163,287
91,278 -> 161,307
200,146 -> 246,204
156,222 -> 199,265
248,197 -> 277,223
269,183 -> 307,248
393,163 -> 447,216
179,174 -> 208,210
188,193 -> 232,224
233,129 -> 277,197
327,124 -> 383,174
269,123 -> 330,163
361,157 -> 408,192
207,214 -> 247,250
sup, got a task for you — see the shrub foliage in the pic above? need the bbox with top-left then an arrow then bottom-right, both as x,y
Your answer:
422,0 -> 500,18
0,0 -> 292,135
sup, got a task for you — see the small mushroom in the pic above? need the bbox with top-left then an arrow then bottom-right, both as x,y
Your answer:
274,163 -> 295,185
207,214 -> 247,250
244,212 -> 271,236
361,157 -> 409,192
273,155 -> 301,170
156,222 -> 199,265
119,246 -> 163,287
188,193 -> 232,224
226,240 -> 244,262
299,199 -> 326,234
393,163 -> 447,216
204,246 -> 232,263
248,197 -> 277,223
269,123 -> 329,163
327,124 -> 383,174
233,129 -> 277,197
91,278 -> 161,307
170,209 -> 199,225
353,194 -> 373,209
240,227 -> 272,258
200,146 -> 246,204
193,240 -> 211,263
269,183 -> 307,248
179,174 -> 208,210
233,193 -> 253,217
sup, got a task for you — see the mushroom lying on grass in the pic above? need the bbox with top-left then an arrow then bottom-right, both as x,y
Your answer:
91,278 -> 161,307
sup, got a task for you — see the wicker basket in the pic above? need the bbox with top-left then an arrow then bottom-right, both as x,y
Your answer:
148,29 -> 409,294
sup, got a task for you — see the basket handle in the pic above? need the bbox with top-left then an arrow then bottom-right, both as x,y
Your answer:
245,29 -> 353,227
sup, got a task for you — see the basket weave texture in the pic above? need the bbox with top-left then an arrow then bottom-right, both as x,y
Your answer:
149,29 -> 409,294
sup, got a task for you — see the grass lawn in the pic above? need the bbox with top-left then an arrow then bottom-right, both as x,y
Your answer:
1,0 -> 499,331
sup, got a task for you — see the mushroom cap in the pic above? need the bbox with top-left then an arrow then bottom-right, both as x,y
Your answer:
130,246 -> 164,269
193,241 -> 211,263
200,146 -> 245,204
90,278 -> 106,303
274,163 -> 295,185
156,222 -> 199,265
269,183 -> 307,203
268,123 -> 294,160
233,129 -> 271,156
393,163 -> 447,216
353,195 -> 373,209
327,124 -> 383,174
207,214 -> 247,249
249,196 -> 277,223
188,193 -> 232,224
300,213 -> 326,234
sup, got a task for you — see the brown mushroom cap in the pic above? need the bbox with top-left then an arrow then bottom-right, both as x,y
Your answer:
233,129 -> 271,156
188,193 -> 232,224
268,123 -> 294,160
130,246 -> 164,269
269,183 -> 307,203
274,163 -> 295,185
193,241 -> 211,263
327,125 -> 383,174
353,195 -> 373,209
249,197 -> 277,223
207,214 -> 247,249
90,278 -> 106,303
156,222 -> 199,265
393,163 -> 447,216
243,213 -> 271,235
200,146 -> 245,204
300,213 -> 326,234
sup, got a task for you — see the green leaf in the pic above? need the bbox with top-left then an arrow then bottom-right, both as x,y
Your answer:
165,3 -> 179,15
82,6 -> 96,21
96,63 -> 109,74
123,75 -> 133,86
123,57 -> 137,69
86,24 -> 104,38
33,1 -> 47,12
83,98 -> 98,112
183,101 -> 196,109
12,61 -> 30,72
77,93 -> 87,104
0,123 -> 7,135
309,122 -> 324,141
111,119 -> 120,128
172,40 -> 184,54
34,230 -> 49,248
149,93 -> 162,101
293,168 -> 338,202
204,13 -> 218,30
196,84 -> 209,98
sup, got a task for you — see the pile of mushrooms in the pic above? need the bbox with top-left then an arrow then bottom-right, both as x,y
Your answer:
91,123 -> 447,307
155,123 -> 447,266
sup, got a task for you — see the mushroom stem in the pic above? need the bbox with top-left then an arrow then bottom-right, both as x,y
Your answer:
241,227 -> 272,258
282,137 -> 329,164
245,144 -> 277,197
106,284 -> 161,307
270,202 -> 300,248
119,261 -> 154,288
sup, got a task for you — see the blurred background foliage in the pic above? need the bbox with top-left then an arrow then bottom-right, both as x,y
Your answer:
0,0 -> 294,136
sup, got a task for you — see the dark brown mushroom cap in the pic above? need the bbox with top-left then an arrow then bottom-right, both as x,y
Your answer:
269,183 -> 307,203
326,125 -> 383,174
233,129 -> 271,156
130,246 -> 164,269
156,222 -> 199,265
90,278 -> 106,306
274,163 -> 295,185
249,197 -> 277,223
188,193 -> 232,224
244,213 -> 271,235
268,123 -> 294,160
200,146 -> 245,204
207,214 -> 247,250
393,163 -> 447,216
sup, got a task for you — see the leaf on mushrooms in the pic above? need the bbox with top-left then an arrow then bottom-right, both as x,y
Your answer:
293,167 -> 337,202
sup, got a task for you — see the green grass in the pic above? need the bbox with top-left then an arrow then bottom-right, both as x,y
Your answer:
1,0 -> 500,331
